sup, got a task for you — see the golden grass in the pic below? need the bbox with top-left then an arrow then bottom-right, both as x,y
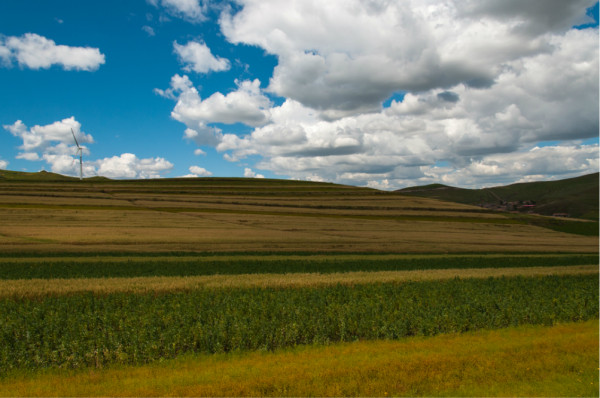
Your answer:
1,265 -> 596,298
0,206 -> 597,254
0,252 -> 585,264
0,179 -> 597,254
1,320 -> 596,397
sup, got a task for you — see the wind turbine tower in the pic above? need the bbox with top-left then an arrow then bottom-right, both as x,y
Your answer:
71,128 -> 83,180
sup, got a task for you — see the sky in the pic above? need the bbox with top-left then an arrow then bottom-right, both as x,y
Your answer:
0,0 -> 598,189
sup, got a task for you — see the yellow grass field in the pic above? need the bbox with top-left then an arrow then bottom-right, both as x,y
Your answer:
0,265 -> 596,298
1,320 -> 597,397
0,179 -> 597,254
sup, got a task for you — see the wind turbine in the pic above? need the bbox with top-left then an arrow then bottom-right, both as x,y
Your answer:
71,128 -> 83,180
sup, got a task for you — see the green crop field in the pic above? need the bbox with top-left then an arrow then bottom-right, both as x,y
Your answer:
0,173 -> 597,396
1,274 -> 597,370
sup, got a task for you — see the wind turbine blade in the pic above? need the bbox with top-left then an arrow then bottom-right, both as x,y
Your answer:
71,128 -> 81,148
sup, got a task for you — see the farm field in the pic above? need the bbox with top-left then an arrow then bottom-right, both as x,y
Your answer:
0,174 -> 597,254
0,173 -> 598,396
2,320 -> 597,397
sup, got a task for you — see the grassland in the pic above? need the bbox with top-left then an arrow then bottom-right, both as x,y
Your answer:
0,173 -> 597,396
0,176 -> 597,254
0,320 -> 598,397
2,320 -> 596,397
399,172 -> 599,221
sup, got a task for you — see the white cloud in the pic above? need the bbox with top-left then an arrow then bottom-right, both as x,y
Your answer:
220,0 -> 597,117
95,153 -> 173,179
455,0 -> 597,35
209,0 -> 599,189
142,26 -> 156,37
188,165 -> 212,177
16,152 -> 40,161
0,45 -> 10,66
0,159 -> 7,169
419,144 -> 599,188
215,25 -> 598,189
42,153 -> 91,176
154,73 -> 194,100
244,167 -> 264,178
0,33 -> 105,71
174,40 -> 230,73
158,74 -> 272,147
150,0 -> 206,23
170,76 -> 271,126
4,117 -> 175,179
194,148 -> 206,156
4,117 -> 93,156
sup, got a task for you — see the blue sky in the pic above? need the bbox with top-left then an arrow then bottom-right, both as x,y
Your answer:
0,0 -> 598,188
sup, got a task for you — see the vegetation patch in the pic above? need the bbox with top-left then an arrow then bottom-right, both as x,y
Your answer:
0,265 -> 596,298
1,320 -> 596,397
0,274 -> 596,371
511,214 -> 600,236
0,254 -> 596,279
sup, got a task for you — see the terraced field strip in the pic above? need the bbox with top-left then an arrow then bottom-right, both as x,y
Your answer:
0,202 -> 518,224
1,252 -> 594,262
2,320 -> 596,397
1,265 -> 596,298
0,253 -> 595,279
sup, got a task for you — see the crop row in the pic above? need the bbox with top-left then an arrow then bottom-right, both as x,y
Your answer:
0,254 -> 596,280
0,274 -> 597,370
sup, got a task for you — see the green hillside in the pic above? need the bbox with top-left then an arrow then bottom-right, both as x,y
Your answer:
399,173 -> 599,221
0,169 -> 94,182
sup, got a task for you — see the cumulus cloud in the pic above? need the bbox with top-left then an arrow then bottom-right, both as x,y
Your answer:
4,117 -> 93,157
187,165 -> 212,177
4,117 -> 174,179
455,0 -> 597,35
0,33 -> 105,71
214,24 -> 598,189
220,0 -> 597,117
0,159 -> 8,169
149,0 -> 207,23
244,167 -> 264,178
174,40 -> 230,73
157,74 -> 272,148
94,153 -> 173,179
419,144 -> 599,188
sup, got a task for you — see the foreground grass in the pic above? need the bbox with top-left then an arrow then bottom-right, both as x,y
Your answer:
0,265 -> 596,298
1,320 -> 596,397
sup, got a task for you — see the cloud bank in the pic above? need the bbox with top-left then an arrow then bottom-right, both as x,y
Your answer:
153,0 -> 598,188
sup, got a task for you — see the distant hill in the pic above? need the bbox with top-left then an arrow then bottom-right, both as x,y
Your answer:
398,173 -> 599,220
0,170 -> 78,181
0,170 -> 109,182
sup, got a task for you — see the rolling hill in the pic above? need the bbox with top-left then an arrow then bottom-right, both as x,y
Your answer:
398,173 -> 599,221
0,170 -> 597,254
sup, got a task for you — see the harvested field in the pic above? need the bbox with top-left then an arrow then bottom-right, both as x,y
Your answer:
0,178 -> 596,254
